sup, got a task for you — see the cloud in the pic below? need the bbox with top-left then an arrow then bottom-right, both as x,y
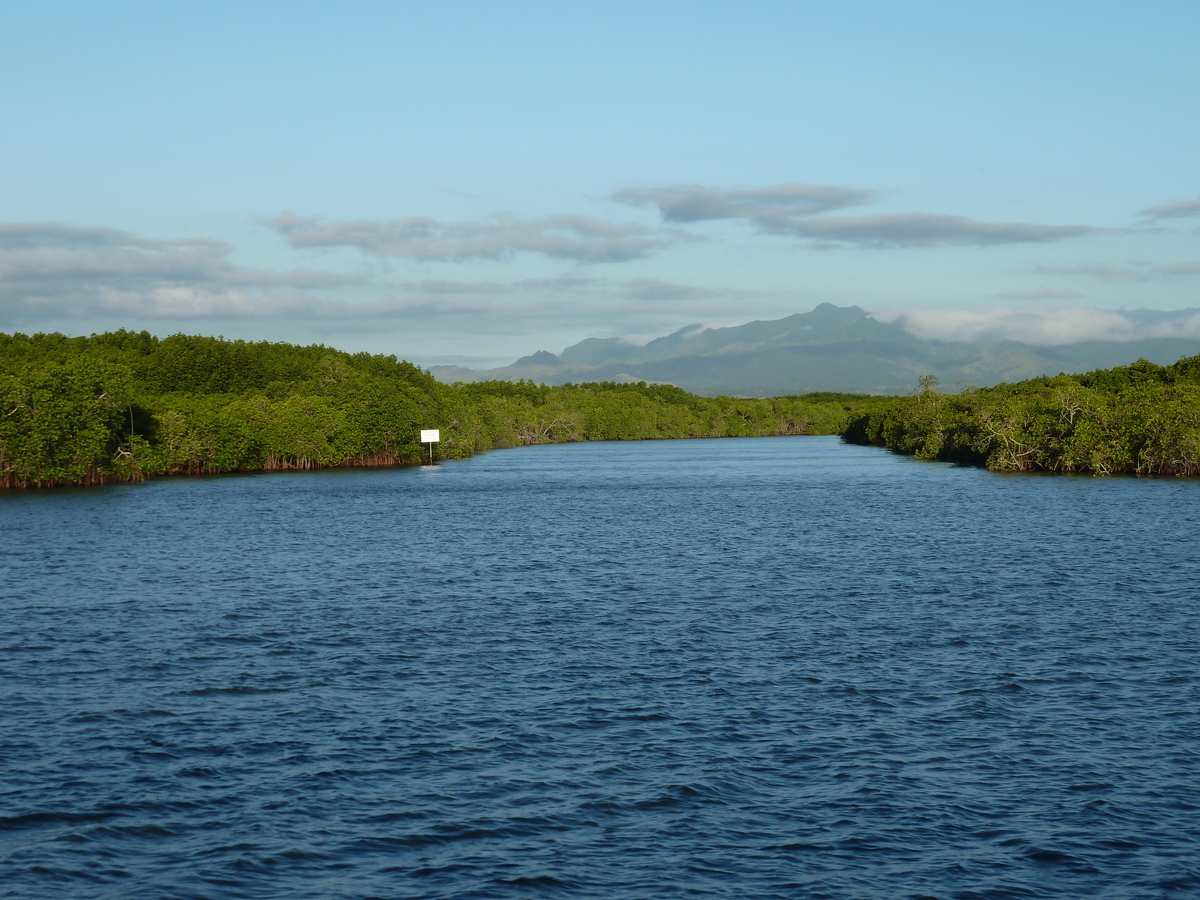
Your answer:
997,288 -> 1085,301
0,222 -> 355,323
1139,195 -> 1200,220
1036,263 -> 1147,282
267,211 -> 668,263
884,306 -> 1200,346
399,276 -> 723,303
347,276 -> 765,352
400,276 -> 598,296
1038,260 -> 1200,281
614,183 -> 1096,248
344,294 -> 614,335
1121,307 -> 1200,328
612,182 -> 875,223
1162,261 -> 1200,276
621,278 -> 727,302
768,213 -> 1097,247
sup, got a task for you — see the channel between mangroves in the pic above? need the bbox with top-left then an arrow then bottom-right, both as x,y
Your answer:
4,329 -> 1200,488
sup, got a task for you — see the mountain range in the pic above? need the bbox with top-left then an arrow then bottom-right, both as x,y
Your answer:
429,304 -> 1200,396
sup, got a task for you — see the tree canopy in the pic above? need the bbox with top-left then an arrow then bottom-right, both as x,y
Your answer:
841,355 -> 1200,476
1,330 -> 887,488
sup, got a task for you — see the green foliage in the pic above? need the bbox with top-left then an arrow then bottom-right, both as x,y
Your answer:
1,330 -> 889,488
842,359 -> 1200,476
0,357 -> 136,487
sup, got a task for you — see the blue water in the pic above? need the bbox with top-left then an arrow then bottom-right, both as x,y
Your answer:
2,436 -> 1198,899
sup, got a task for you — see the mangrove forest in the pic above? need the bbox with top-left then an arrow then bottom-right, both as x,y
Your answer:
0,330 -> 886,488
842,356 -> 1200,476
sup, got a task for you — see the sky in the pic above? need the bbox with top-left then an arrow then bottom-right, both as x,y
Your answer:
3,1 -> 1200,368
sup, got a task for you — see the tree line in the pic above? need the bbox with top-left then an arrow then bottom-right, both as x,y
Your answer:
841,356 -> 1200,476
1,330 -> 888,488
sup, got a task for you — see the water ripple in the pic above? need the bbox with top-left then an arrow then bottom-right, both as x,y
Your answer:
2,437 -> 1198,898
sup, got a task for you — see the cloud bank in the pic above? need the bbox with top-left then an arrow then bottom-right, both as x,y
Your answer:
615,181 -> 1096,247
267,212 -> 667,263
3,176 -> 1193,367
885,306 -> 1200,346
0,220 -> 748,356
0,222 -> 352,322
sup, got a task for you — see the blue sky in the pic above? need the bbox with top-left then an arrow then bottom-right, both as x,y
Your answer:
3,1 -> 1199,366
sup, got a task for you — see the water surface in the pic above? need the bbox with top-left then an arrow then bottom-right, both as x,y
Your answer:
2,437 -> 1198,898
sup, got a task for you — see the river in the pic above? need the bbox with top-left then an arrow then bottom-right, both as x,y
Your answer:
2,436 -> 1198,898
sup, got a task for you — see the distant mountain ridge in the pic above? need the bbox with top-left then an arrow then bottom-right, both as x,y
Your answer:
430,303 -> 1200,396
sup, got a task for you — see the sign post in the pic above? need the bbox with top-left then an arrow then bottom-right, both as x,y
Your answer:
420,429 -> 440,465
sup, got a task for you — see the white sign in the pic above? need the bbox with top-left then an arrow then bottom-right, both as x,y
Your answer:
420,429 -> 440,443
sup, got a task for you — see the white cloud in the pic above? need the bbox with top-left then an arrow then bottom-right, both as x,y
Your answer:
881,306 -> 1200,346
267,211 -> 668,263
0,222 -> 353,324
